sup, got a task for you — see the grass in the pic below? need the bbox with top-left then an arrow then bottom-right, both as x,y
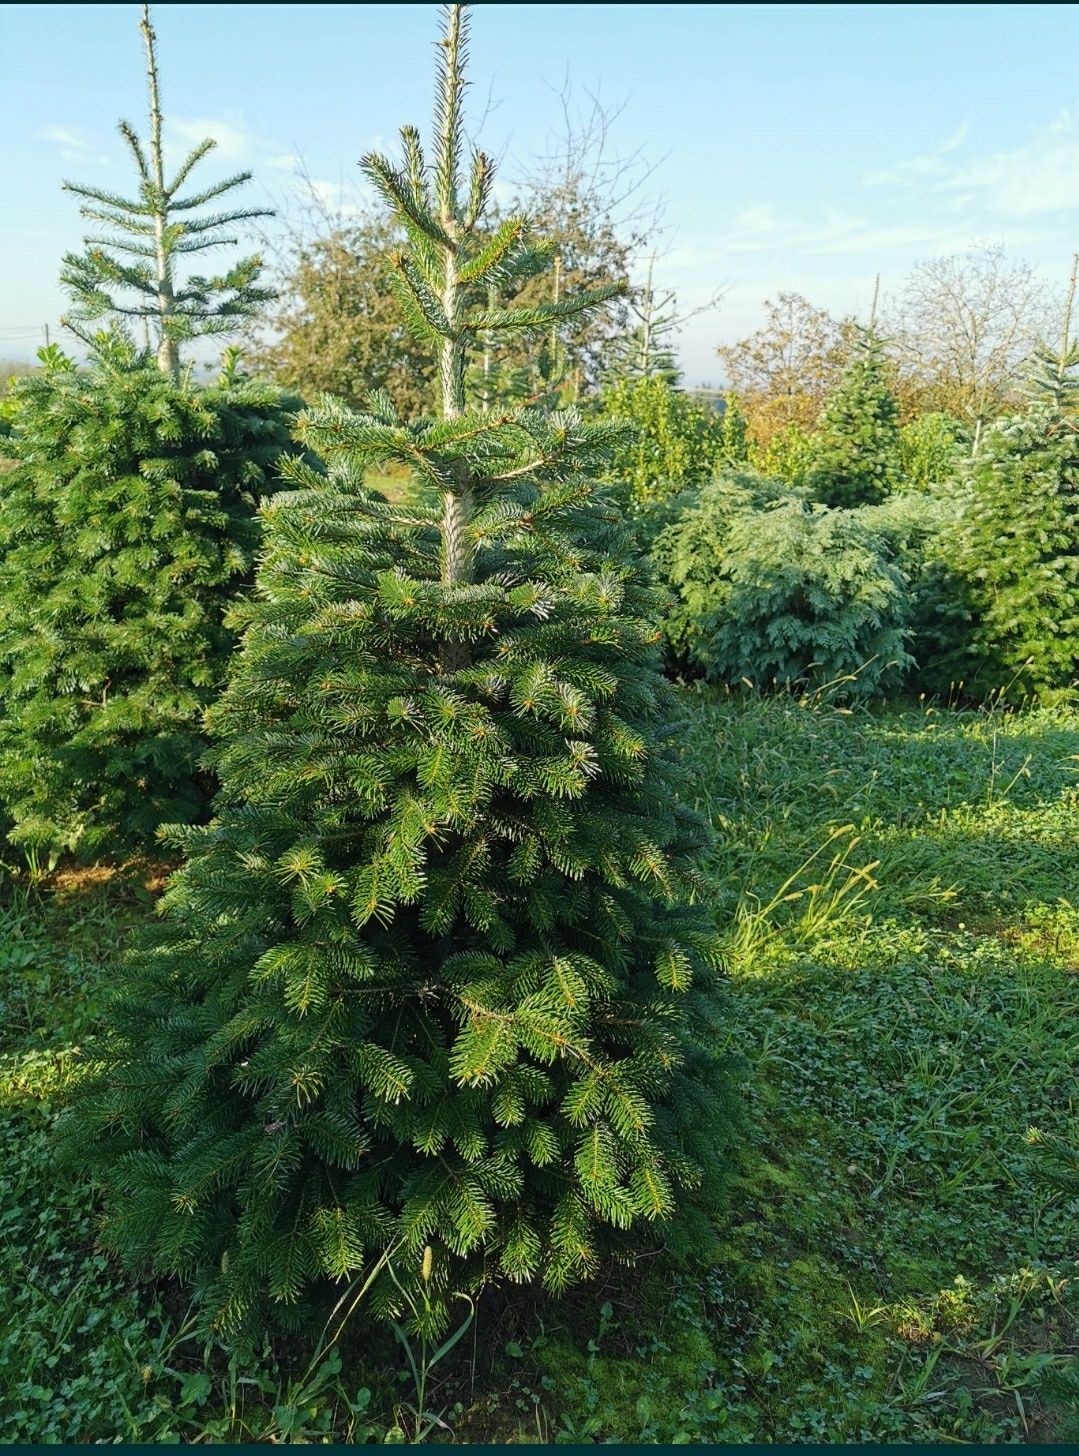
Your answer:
2,690 -> 1078,1442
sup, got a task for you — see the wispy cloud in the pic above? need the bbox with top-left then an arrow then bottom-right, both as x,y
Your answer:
949,108 -> 1079,216
664,206 -> 1048,271
40,124 -> 110,166
41,124 -> 89,150
864,108 -> 1079,219
862,120 -> 969,187
301,176 -> 375,219
168,115 -> 256,164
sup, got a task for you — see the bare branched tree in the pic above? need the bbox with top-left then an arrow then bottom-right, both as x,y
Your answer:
717,292 -> 858,442
885,243 -> 1054,445
504,76 -> 667,395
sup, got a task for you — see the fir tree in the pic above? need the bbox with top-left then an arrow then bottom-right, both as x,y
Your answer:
959,256 -> 1079,700
69,3 -> 738,1338
805,323 -> 901,508
606,253 -> 723,387
607,254 -> 683,385
0,6 -> 298,859
60,5 -> 273,378
0,338 -> 300,857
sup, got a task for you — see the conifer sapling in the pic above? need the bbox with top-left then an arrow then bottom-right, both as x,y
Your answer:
61,4 -> 273,378
805,303 -> 901,509
0,340 -> 299,857
0,4 -> 295,858
70,2 -> 738,1336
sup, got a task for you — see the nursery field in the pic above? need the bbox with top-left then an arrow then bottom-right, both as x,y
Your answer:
2,689 -> 1077,1445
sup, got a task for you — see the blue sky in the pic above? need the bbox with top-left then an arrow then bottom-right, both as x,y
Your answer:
2,2 -> 1078,383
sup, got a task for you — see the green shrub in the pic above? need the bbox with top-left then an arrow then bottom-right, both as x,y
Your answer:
601,375 -> 724,544
898,411 -> 966,491
718,390 -> 750,464
863,489 -> 973,698
0,339 -> 300,858
748,420 -> 815,488
655,481 -> 911,698
68,7 -> 738,1342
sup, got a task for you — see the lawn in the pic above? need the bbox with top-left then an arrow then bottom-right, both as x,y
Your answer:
2,691 -> 1077,1443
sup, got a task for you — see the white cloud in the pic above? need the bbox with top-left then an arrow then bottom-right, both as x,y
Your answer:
40,124 -> 110,167
730,205 -> 777,235
301,177 -> 375,219
949,108 -> 1079,216
668,209 -> 982,265
41,124 -> 90,150
169,116 -> 255,164
863,120 -> 970,187
864,107 -> 1079,219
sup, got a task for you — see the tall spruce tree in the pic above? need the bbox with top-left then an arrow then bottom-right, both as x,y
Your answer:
60,4 -> 273,378
69,3 -> 738,1337
959,256 -> 1079,700
805,320 -> 901,508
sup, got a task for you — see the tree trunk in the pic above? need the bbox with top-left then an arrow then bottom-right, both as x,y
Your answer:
141,5 -> 180,381
436,4 -> 471,673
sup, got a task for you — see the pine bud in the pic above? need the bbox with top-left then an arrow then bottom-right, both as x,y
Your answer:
421,1245 -> 433,1284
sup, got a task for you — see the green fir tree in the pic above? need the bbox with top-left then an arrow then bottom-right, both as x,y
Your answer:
60,4 -> 273,378
69,3 -> 738,1338
805,324 -> 901,508
959,256 -> 1079,700
606,254 -> 683,385
0,339 -> 300,857
0,6 -> 297,858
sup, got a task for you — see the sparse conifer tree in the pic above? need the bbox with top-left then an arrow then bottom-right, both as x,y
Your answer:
60,4 -> 274,377
0,6 -> 297,857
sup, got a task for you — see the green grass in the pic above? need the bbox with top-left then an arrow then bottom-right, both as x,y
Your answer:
2,692 -> 1078,1442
